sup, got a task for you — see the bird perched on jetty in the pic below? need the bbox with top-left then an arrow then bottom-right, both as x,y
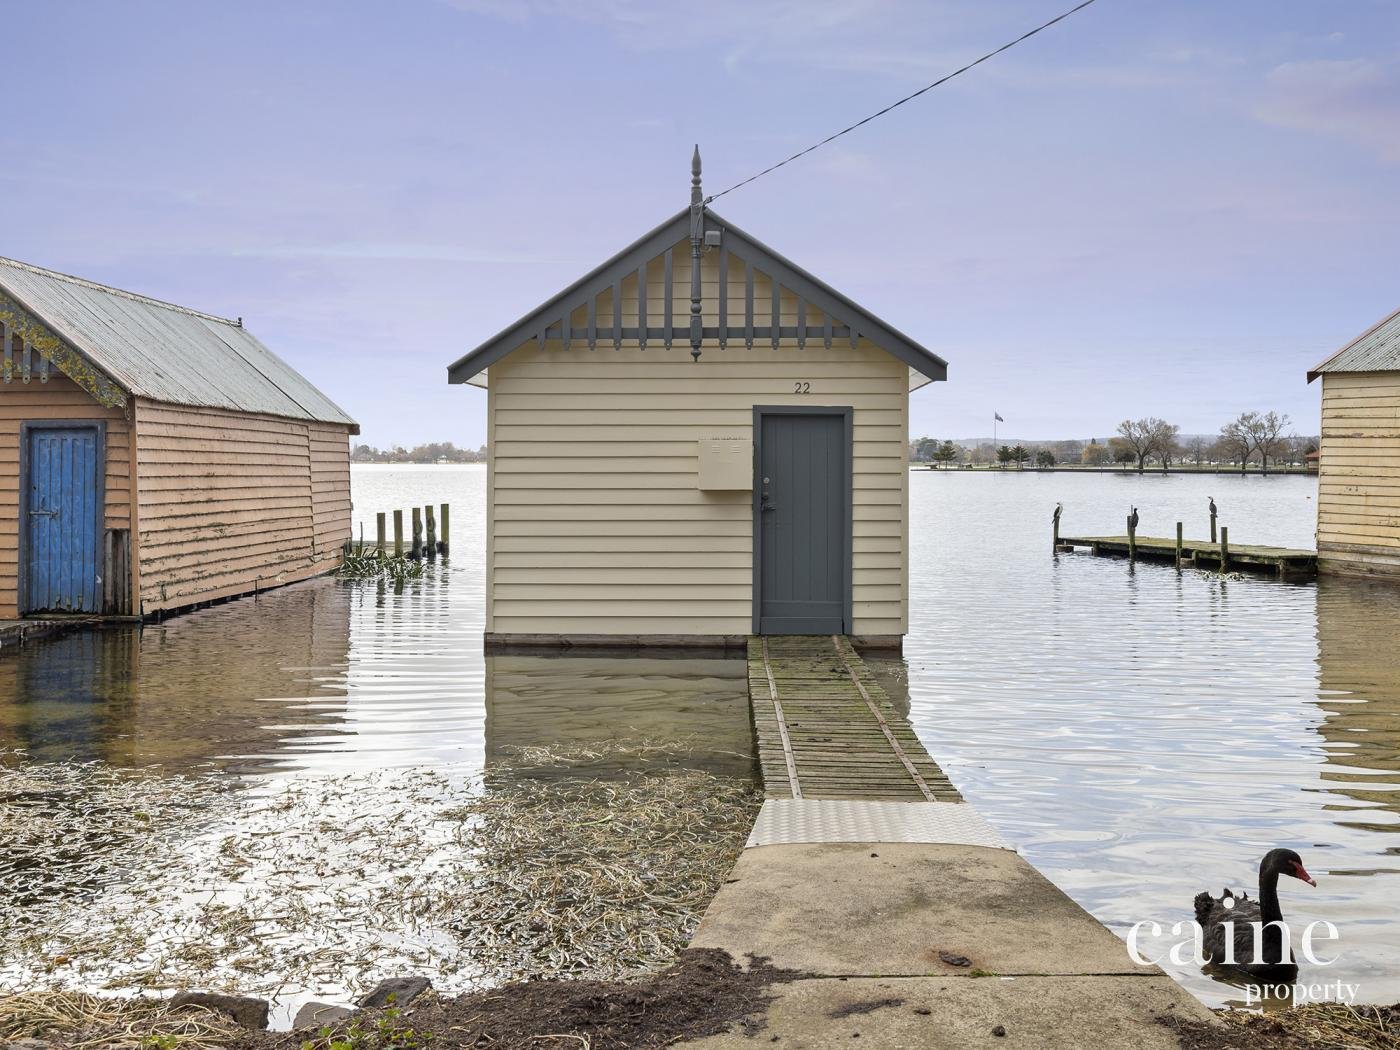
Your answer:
1194,849 -> 1315,983
1127,506 -> 1139,532
1209,496 -> 1217,518
1052,502 -> 1063,525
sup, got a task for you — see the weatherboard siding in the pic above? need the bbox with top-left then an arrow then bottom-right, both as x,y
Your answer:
486,338 -> 909,638
1318,371 -> 1400,578
0,374 -> 129,617
134,399 -> 351,612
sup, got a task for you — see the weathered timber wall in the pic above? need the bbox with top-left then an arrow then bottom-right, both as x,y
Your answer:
1318,371 -> 1400,578
134,398 -> 352,612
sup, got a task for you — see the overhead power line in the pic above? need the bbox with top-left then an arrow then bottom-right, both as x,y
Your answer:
705,0 -> 1101,204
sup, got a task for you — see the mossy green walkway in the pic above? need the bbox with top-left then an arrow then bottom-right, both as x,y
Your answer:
749,635 -> 960,802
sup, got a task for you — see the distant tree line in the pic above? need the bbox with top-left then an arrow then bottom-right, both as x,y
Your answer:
1110,411 -> 1306,474
351,442 -> 487,464
909,410 -> 1317,474
912,437 -> 961,467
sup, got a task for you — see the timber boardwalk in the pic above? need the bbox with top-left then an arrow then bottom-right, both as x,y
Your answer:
750,635 -> 959,801
1059,533 -> 1317,578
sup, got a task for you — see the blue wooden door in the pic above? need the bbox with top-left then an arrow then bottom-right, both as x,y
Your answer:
25,426 -> 101,614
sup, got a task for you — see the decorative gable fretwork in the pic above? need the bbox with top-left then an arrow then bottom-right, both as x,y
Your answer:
534,226 -> 865,360
0,293 -> 128,409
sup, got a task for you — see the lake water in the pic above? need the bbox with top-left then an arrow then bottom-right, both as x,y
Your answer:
4,463 -> 1399,1012
904,469 -> 1399,1007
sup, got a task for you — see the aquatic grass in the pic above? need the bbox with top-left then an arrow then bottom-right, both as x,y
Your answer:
0,989 -> 242,1049
1170,1001 -> 1400,1049
0,744 -> 757,1015
445,744 -> 759,981
337,548 -> 424,583
0,749 -> 232,911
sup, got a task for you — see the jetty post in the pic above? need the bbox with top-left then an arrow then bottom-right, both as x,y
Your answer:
376,512 -> 386,554
1175,522 -> 1183,570
425,504 -> 437,559
438,503 -> 450,557
1219,526 -> 1230,573
1127,513 -> 1137,561
1210,502 -> 1218,542
1052,502 -> 1062,552
411,507 -> 423,560
393,510 -> 404,557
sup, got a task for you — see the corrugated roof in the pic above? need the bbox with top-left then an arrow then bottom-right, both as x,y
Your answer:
1308,304 -> 1400,382
0,256 -> 357,429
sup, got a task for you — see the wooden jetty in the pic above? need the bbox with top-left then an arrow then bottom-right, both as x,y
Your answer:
1058,533 -> 1317,579
749,635 -> 961,801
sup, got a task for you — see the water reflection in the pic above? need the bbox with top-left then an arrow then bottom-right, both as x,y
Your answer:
484,653 -> 754,780
1314,575 -> 1400,841
0,585 -> 351,772
0,570 -> 753,783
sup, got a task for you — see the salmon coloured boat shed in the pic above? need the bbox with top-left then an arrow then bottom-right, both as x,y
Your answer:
448,151 -> 947,648
0,256 -> 357,620
1309,304 -> 1400,579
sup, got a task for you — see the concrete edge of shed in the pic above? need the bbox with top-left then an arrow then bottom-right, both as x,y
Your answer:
1319,542 -> 1400,580
140,558 -> 343,622
483,633 -> 904,653
0,616 -> 100,650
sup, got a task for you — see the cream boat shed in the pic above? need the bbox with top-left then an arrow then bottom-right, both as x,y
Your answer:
449,153 -> 947,648
1309,304 -> 1400,580
0,256 -> 357,620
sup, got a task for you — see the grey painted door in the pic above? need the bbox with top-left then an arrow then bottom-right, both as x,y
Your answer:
757,411 -> 849,634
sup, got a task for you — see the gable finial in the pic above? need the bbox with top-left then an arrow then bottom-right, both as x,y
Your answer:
689,145 -> 704,362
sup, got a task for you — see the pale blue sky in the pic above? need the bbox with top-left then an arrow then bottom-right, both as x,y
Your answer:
6,1 -> 1398,446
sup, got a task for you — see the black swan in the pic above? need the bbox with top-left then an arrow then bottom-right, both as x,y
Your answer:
1194,849 -> 1315,982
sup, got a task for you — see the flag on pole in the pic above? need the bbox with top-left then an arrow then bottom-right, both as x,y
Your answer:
994,412 -> 1004,422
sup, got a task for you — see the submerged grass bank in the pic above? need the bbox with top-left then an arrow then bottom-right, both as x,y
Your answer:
0,743 -> 758,1026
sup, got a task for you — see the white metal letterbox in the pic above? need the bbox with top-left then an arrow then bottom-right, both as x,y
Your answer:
698,435 -> 753,490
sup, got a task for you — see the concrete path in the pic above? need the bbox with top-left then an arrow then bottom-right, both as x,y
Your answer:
685,638 -> 1217,1047
689,843 -> 1214,1048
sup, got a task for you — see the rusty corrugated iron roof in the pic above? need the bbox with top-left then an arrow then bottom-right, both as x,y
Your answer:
1308,304 -> 1400,382
0,256 -> 357,430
